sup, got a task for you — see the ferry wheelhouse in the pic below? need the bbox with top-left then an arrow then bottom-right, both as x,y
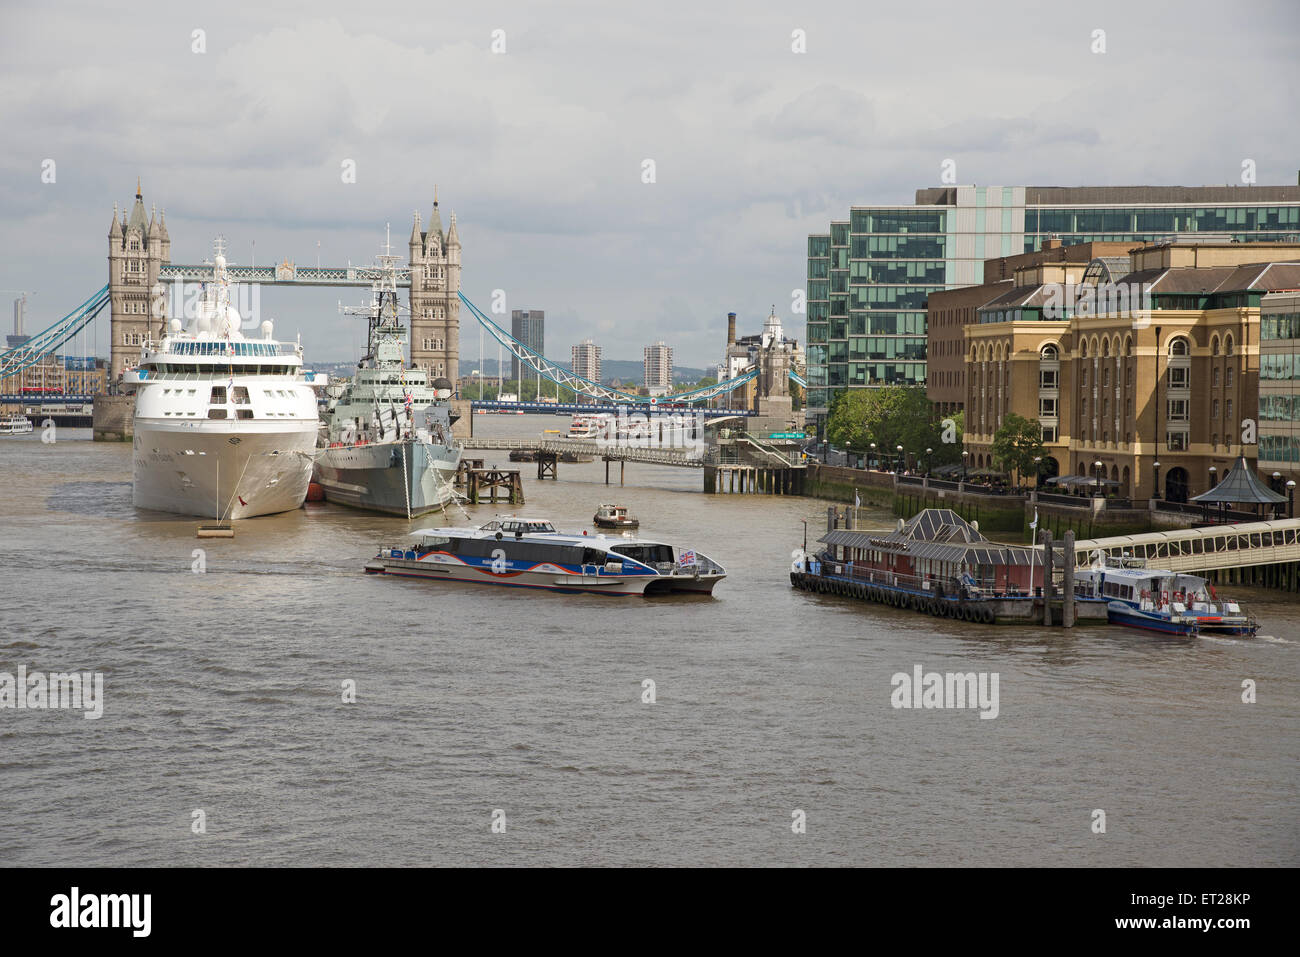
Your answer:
365,517 -> 724,596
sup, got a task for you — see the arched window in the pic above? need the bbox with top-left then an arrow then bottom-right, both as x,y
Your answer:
1169,337 -> 1190,357
1041,344 -> 1058,361
1211,335 -> 1219,356
1225,335 -> 1234,356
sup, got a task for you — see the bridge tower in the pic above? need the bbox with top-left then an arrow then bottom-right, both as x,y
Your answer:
408,190 -> 460,384
107,180 -> 170,383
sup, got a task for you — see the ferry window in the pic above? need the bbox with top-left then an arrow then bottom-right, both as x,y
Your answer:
236,409 -> 253,420
232,387 -> 250,404
207,409 -> 227,419
611,543 -> 674,565
210,387 -> 226,404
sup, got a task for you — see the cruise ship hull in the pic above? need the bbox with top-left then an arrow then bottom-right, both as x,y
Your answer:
133,420 -> 317,519
313,439 -> 461,517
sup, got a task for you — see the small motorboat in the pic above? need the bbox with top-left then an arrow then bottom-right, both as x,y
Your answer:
593,503 -> 639,529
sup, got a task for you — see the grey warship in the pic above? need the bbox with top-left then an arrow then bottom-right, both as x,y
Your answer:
313,242 -> 462,517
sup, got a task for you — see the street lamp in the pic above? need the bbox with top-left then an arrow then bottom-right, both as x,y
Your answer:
896,444 -> 904,474
1094,459 -> 1104,494
1208,465 -> 1218,491
961,449 -> 969,482
925,447 -> 933,477
869,441 -> 876,471
1153,459 -> 1161,501
1033,455 -> 1042,490
1288,479 -> 1296,519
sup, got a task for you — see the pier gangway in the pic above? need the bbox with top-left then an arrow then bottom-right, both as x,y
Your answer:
1068,518 -> 1300,573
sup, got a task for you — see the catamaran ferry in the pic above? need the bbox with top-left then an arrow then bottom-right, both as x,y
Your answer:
365,517 -> 726,596
1079,557 -> 1258,637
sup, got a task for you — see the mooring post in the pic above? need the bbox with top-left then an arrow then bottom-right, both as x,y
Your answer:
1062,530 -> 1075,628
620,460 -> 625,487
1041,529 -> 1054,626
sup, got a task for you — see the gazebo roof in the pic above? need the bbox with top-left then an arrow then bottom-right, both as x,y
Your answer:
1190,455 -> 1286,505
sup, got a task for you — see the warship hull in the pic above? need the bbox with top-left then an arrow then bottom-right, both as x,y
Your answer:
314,439 -> 461,517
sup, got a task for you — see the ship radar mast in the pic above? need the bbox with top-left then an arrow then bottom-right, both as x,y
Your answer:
340,224 -> 409,368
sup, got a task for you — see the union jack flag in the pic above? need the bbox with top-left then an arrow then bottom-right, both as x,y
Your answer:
678,549 -> 696,568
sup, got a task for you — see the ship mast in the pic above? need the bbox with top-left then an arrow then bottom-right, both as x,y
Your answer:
340,224 -> 408,368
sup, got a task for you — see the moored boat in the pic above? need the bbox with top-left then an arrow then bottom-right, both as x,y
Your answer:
1078,557 -> 1254,637
123,238 -> 318,520
312,237 -> 461,518
365,517 -> 724,596
593,503 -> 639,529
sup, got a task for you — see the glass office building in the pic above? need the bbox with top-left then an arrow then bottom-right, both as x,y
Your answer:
1260,292 -> 1300,469
805,184 -> 1300,426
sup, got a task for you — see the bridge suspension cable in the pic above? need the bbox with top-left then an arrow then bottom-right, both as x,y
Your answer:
457,291 -> 759,403
0,285 -> 111,378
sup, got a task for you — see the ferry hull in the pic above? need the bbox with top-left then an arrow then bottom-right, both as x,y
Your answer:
1106,605 -> 1200,637
133,420 -> 317,519
314,439 -> 461,517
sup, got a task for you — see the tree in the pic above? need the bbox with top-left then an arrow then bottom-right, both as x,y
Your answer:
825,386 -> 954,468
990,413 -> 1046,487
694,376 -> 717,390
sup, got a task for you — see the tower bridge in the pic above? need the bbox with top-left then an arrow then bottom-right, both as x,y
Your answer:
3,182 -> 799,415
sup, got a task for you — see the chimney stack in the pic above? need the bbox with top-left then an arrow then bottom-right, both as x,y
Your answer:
726,311 -> 736,348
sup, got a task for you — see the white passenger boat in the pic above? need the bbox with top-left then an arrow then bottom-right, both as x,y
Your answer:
0,413 -> 34,435
567,413 -> 612,438
365,517 -> 725,596
122,239 -> 318,519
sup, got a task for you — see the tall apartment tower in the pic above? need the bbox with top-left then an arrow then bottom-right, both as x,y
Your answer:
571,338 -> 601,381
643,341 -> 673,395
107,180 -> 170,382
510,309 -> 545,382
408,192 -> 461,383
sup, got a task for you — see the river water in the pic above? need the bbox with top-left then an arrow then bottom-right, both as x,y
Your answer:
0,415 -> 1296,866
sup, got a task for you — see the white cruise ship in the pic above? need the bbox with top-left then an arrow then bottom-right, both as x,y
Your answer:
122,241 -> 319,519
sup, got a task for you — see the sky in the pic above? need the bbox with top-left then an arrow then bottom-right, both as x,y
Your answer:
2,0 -> 1299,367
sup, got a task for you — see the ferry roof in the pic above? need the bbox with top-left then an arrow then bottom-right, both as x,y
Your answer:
1094,567 -> 1177,581
411,525 -> 656,547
